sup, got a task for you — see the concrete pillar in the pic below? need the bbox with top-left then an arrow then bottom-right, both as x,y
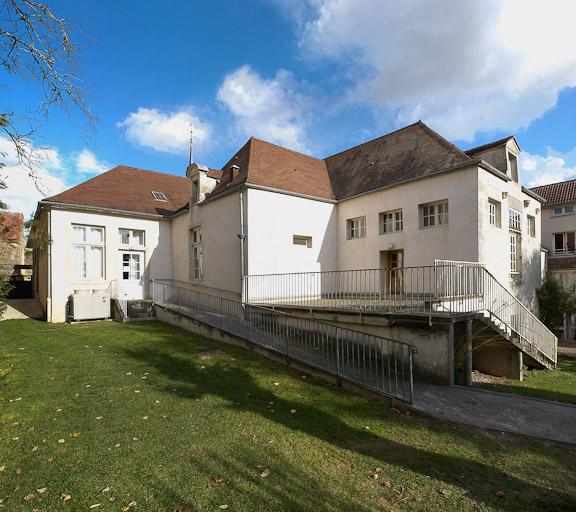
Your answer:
465,319 -> 473,386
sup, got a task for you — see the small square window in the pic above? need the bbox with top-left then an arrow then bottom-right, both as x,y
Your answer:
553,207 -> 563,215
346,217 -> 366,239
152,191 -> 167,201
293,235 -> 312,248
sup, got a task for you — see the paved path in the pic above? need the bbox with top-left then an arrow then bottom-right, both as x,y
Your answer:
413,383 -> 576,445
3,299 -> 44,320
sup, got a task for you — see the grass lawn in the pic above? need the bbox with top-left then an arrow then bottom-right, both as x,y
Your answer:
1,320 -> 576,511
477,355 -> 576,405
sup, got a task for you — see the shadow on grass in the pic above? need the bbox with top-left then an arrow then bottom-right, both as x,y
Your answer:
124,330 -> 576,511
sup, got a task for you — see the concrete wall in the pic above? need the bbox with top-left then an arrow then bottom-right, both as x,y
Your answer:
46,208 -> 172,322
335,167 -> 479,270
246,188 -> 338,275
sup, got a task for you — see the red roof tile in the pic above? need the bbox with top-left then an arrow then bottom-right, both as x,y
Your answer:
531,178 -> 576,207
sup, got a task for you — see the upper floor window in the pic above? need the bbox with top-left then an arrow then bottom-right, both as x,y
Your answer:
527,215 -> 536,238
119,229 -> 144,246
509,208 -> 521,231
420,200 -> 448,228
554,232 -> 576,254
346,216 -> 366,240
488,199 -> 501,228
553,206 -> 574,215
72,224 -> 105,279
191,179 -> 199,203
379,209 -> 403,234
508,152 -> 519,182
189,227 -> 203,280
293,235 -> 312,248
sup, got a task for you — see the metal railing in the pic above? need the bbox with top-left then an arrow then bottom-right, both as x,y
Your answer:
244,263 -> 557,365
151,279 -> 416,403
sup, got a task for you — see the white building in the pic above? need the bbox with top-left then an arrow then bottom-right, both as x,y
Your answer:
31,121 -> 544,323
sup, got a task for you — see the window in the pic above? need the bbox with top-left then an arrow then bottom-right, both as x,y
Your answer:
189,227 -> 202,280
554,232 -> 576,254
122,253 -> 141,280
527,215 -> 536,237
488,199 -> 501,227
420,200 -> 448,228
152,191 -> 167,201
119,229 -> 144,246
191,179 -> 199,203
293,235 -> 312,248
346,216 -> 366,239
510,232 -> 521,274
379,209 -> 403,234
508,152 -> 519,182
552,206 -> 574,215
508,208 -> 521,231
72,225 -> 105,279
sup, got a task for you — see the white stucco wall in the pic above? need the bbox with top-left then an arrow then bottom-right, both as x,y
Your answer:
335,167 -> 480,270
46,208 -> 172,322
245,188 -> 338,275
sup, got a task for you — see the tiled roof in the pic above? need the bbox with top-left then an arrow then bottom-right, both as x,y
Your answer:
324,121 -> 473,200
207,137 -> 334,201
531,178 -> 576,207
44,165 -> 190,216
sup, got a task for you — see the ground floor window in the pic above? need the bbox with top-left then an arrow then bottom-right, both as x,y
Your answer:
72,224 -> 105,279
510,232 -> 521,274
189,227 -> 203,280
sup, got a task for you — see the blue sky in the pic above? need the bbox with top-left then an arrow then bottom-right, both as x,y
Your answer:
3,0 -> 576,216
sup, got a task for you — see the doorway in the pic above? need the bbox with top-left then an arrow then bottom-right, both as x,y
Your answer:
120,251 -> 144,299
380,250 -> 404,295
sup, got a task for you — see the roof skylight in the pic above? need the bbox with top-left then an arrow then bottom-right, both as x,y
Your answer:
152,191 -> 167,201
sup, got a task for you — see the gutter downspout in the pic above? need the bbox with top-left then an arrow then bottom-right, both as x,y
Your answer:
239,189 -> 246,302
47,208 -> 52,323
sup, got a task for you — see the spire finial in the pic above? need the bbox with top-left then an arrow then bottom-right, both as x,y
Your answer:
188,122 -> 194,166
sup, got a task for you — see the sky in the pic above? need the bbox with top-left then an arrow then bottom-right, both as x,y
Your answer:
3,0 -> 576,217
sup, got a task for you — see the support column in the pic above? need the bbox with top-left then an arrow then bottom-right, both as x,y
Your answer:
465,318 -> 473,386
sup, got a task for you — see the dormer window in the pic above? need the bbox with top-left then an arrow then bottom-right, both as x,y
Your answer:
191,179 -> 199,203
508,152 -> 518,182
152,191 -> 167,201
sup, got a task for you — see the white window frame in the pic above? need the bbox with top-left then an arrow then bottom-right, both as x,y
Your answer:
189,227 -> 203,281
527,215 -> 536,238
119,228 -> 145,247
293,235 -> 312,248
72,224 -> 105,279
346,216 -> 366,240
121,251 -> 142,281
152,191 -> 167,201
510,232 -> 521,274
508,208 -> 521,231
420,200 -> 448,229
379,209 -> 403,234
488,199 -> 501,228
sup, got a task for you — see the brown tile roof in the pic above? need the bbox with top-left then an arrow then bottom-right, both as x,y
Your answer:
44,165 -> 190,216
207,137 -> 334,201
531,178 -> 576,207
324,121 -> 473,200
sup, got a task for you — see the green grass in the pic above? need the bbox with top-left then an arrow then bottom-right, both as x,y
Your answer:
477,356 -> 576,405
1,320 -> 576,511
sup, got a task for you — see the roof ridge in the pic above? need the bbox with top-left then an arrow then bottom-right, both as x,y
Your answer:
531,176 -> 576,189
416,121 -> 472,160
465,136 -> 515,155
323,121 -> 422,161
115,164 -> 185,179
249,137 -> 322,161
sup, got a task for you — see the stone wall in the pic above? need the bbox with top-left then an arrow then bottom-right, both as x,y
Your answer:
0,211 -> 25,275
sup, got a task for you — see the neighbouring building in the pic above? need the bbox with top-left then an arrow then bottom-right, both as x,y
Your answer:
31,121 -> 544,324
0,211 -> 25,275
531,178 -> 576,339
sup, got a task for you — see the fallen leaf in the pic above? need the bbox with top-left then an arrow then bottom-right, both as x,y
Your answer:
32,446 -> 38,452
160,415 -> 168,420
24,493 -> 35,501
219,506 -> 229,510
0,464 -> 4,472
374,467 -> 383,474
90,503 -> 101,509
36,487 -> 47,494
260,468 -> 271,478
96,416 -> 103,420
57,439 -> 65,444
383,480 -> 392,488
213,476 -> 225,483
142,416 -> 149,420
70,432 -> 81,438
60,493 -> 71,502
16,468 -> 21,474
126,372 -> 132,376
290,409 -> 296,414
134,390 -> 140,394
101,486 -> 110,493
439,488 -> 452,497
274,382 -> 279,386
495,491 -> 506,498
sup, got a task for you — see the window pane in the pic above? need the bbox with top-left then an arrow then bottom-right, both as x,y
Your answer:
120,229 -> 130,244
554,207 -> 562,215
566,206 -> 574,213
74,245 -> 86,278
88,246 -> 103,278
73,226 -> 86,243
555,234 -> 564,252
568,232 -> 575,252
88,227 -> 103,244
133,230 -> 144,246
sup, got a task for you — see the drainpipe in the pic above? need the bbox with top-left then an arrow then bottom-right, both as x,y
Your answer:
238,189 -> 246,302
47,208 -> 52,323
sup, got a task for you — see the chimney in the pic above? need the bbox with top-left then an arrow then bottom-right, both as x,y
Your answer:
229,164 -> 240,181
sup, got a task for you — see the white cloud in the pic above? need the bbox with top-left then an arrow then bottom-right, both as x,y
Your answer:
117,107 -> 211,154
75,149 -> 109,175
217,65 -> 310,152
295,0 -> 576,140
521,150 -> 576,187
0,137 -> 66,217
